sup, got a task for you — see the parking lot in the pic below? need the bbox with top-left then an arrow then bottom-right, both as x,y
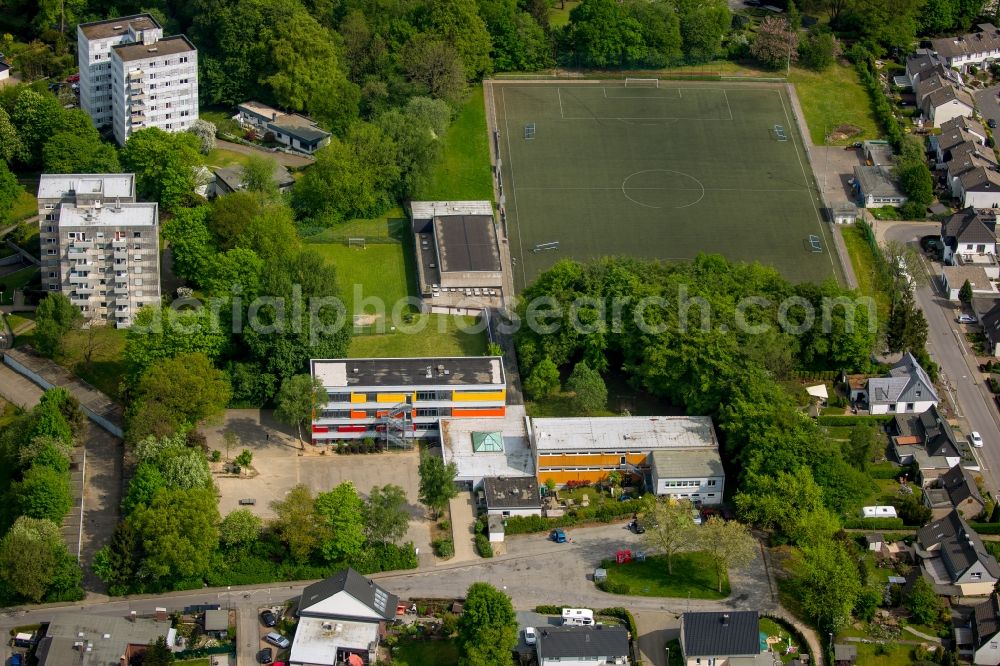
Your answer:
204,410 -> 432,565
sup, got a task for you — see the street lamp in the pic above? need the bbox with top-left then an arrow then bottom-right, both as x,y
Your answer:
665,646 -> 670,665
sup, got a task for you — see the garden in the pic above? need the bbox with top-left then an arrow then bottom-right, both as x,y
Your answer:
597,553 -> 730,600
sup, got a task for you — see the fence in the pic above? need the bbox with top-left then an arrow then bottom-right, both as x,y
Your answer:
856,218 -> 896,290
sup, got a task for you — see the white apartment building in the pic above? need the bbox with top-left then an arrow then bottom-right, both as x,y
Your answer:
77,14 -> 198,144
38,174 -> 161,327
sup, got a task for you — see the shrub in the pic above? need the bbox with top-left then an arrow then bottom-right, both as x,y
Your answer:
351,542 -> 418,574
816,415 -> 893,426
438,520 -> 451,531
210,450 -> 222,462
432,539 -> 454,558
597,580 -> 629,594
535,605 -> 567,614
843,517 -> 905,530
474,534 -> 493,558
598,607 -> 638,636
971,522 -> 1000,535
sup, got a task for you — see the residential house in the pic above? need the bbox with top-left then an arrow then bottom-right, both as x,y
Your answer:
482,476 -> 542,517
310,357 -> 506,442
916,510 -> 1000,596
935,117 -> 988,162
235,101 -> 331,154
535,625 -> 630,666
924,464 -> 986,520
931,23 -> 1000,69
289,568 -> 398,666
921,79 -> 976,127
942,207 -> 999,264
958,593 -> 1000,665
978,299 -> 1000,355
36,614 -> 173,666
945,141 -> 998,199
853,165 -> 907,208
213,164 -> 294,197
890,406 -> 962,484
680,611 -> 762,666
942,263 -> 999,300
960,168 -> 1000,208
907,49 -> 963,87
848,352 -> 939,414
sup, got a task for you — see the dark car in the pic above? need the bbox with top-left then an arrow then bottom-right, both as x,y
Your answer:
260,610 -> 277,627
628,520 -> 645,534
990,118 -> 998,129
258,649 -> 273,664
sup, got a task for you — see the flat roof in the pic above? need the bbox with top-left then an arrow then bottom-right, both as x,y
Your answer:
113,34 -> 196,62
434,215 -> 502,273
312,357 -> 505,388
79,14 -> 160,40
411,200 -> 493,220
238,101 -> 281,118
650,448 -> 724,479
532,416 -> 718,452
441,406 -> 534,481
943,264 -> 997,292
38,174 -> 135,200
37,614 -> 170,666
483,475 -> 541,509
271,114 -> 330,143
289,617 -> 377,666
59,202 -> 158,228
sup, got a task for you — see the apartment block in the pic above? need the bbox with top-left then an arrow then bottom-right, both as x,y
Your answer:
310,357 -> 507,442
77,14 -> 198,144
38,174 -> 160,327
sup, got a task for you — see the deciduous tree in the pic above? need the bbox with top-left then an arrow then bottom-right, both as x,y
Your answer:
242,155 -> 279,197
794,539 -> 861,632
274,374 -> 325,446
124,306 -> 229,383
0,516 -> 81,602
42,131 -> 120,174
750,16 -> 798,69
316,482 -> 366,563
402,36 -> 467,104
34,293 -> 82,358
418,452 -> 458,518
270,484 -> 330,563
567,360 -> 608,413
696,517 -> 757,593
363,484 -> 411,545
456,583 -> 518,666
524,357 -> 560,400
11,465 -> 72,523
129,487 -> 219,582
120,127 -> 201,212
641,496 -> 695,574
131,352 -> 232,434
219,509 -> 262,549
0,161 -> 23,226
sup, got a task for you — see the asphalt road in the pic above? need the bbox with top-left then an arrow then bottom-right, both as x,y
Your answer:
973,84 -> 1000,129
883,222 -> 1000,491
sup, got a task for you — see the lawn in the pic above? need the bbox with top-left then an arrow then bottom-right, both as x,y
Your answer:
9,190 -> 37,224
203,147 -> 253,169
309,242 -> 413,316
549,0 -> 581,28
348,314 -> 488,358
56,326 -> 128,399
0,266 -> 39,305
417,86 -> 493,201
840,224 -> 890,319
599,553 -> 729,599
175,660 -> 210,666
850,641 -> 915,666
789,64 -> 880,145
392,638 -> 459,666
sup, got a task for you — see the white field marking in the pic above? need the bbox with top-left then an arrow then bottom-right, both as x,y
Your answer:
557,87 -> 565,119
501,87 -> 529,289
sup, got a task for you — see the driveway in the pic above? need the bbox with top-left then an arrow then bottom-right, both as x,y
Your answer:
883,222 -> 1000,494
204,410 -> 432,566
973,85 -> 1000,128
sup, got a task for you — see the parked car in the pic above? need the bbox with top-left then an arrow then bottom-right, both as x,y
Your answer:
971,431 -> 984,448
550,529 -> 567,543
257,649 -> 273,664
691,510 -> 703,526
990,118 -> 998,129
628,519 -> 645,534
958,314 -> 977,324
264,633 -> 290,650
260,610 -> 277,627
524,627 -> 537,645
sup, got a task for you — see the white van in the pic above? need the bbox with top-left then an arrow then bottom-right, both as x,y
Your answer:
562,608 -> 594,626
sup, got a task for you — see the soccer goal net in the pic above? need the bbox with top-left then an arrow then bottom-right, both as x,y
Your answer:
625,78 -> 659,88
348,237 -> 366,249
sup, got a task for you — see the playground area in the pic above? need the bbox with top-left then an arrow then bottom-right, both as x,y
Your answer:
490,80 -> 841,288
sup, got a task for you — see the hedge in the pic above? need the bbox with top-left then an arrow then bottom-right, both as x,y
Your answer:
504,498 -> 645,535
474,534 -> 493,558
971,522 -> 1000,535
535,605 -> 568,614
843,517 -> 905,530
760,614 -> 812,662
816,415 -> 893,426
599,607 -> 638,636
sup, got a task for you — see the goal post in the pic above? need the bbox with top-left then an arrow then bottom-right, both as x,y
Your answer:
624,77 -> 659,88
347,237 -> 366,249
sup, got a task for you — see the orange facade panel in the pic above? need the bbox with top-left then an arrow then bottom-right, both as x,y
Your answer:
376,393 -> 415,403
537,470 -> 606,485
451,407 -> 506,418
350,410 -> 366,419
538,453 -> 647,468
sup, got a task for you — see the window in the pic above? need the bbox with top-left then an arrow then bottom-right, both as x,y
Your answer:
49,284 -> 58,291
707,480 -> 717,486
135,279 -> 143,286
47,249 -> 56,255
972,572 -> 983,580
620,456 -> 626,465
48,272 -> 56,278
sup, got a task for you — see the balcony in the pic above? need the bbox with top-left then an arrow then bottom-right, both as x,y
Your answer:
114,284 -> 128,295
111,238 -> 127,248
74,286 -> 95,295
70,295 -> 90,305
113,250 -> 128,260
68,274 -> 89,285
68,246 -> 91,256
115,296 -> 130,307
71,238 -> 94,249
128,70 -> 143,81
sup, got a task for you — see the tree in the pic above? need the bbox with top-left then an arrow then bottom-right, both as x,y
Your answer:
274,374 -> 325,447
17,435 -> 71,473
364,484 -> 411,545
234,449 -> 253,471
846,424 -> 880,471
456,583 -> 518,666
886,289 -> 928,354
121,463 -> 166,514
895,492 -> 932,526
641,496 -> 695,574
34,292 -> 82,358
130,352 -> 232,434
163,205 -> 215,286
0,161 -> 23,226
42,131 -> 120,174
566,361 -> 608,413
219,509 -> 262,549
676,0 -> 731,63
906,576 -> 944,625
418,452 -> 458,518
124,306 -> 230,383
0,107 -> 24,164
270,484 -> 330,563
427,0 -> 493,79
795,539 -> 861,632
120,127 -> 201,212
144,637 -> 174,666
564,0 -> 647,68
242,155 -> 279,197
11,465 -> 73,523
402,36 -> 467,104
316,482 -> 366,563
696,517 -> 757,593
308,76 -> 361,137
11,88 -> 64,164
129,487 -> 219,582
960,279 -> 974,305
187,119 -> 217,154
798,29 -> 837,71
524,357 -> 561,400
750,16 -> 798,69
0,516 -> 81,603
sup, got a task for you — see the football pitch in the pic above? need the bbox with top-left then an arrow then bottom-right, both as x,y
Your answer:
490,81 -> 842,289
